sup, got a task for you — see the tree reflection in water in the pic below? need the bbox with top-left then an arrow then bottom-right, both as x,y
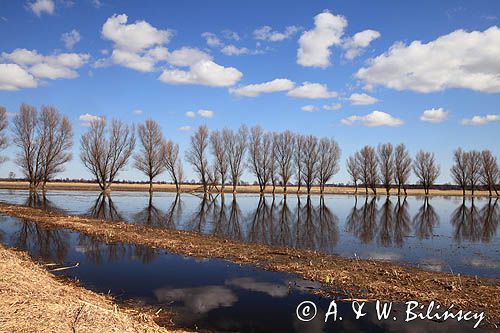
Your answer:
132,194 -> 182,229
392,197 -> 411,247
345,197 -> 377,244
88,193 -> 123,221
451,198 -> 499,243
412,197 -> 439,240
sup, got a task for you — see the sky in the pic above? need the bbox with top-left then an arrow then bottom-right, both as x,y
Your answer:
0,0 -> 499,184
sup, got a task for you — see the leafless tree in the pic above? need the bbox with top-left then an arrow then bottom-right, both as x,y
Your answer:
274,130 -> 295,193
451,148 -> 469,196
346,155 -> 360,194
210,129 -> 229,191
413,150 -> 440,195
294,134 -> 305,192
480,150 -> 499,196
356,145 -> 378,195
300,135 -> 318,194
133,119 -> 167,193
0,106 -> 8,164
317,138 -> 341,194
248,126 -> 272,193
268,132 -> 278,193
80,118 -> 135,192
164,140 -> 183,192
394,144 -> 412,196
186,125 -> 210,192
466,150 -> 482,196
223,125 -> 248,193
13,104 -> 73,191
378,143 -> 394,196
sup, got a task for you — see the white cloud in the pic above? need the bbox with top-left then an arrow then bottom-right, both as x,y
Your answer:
461,114 -> 500,125
356,26 -> 500,93
420,107 -> 448,123
323,103 -> 342,111
198,109 -> 214,118
341,110 -> 404,127
301,105 -> 317,112
342,29 -> 380,59
253,25 -> 300,42
287,82 -> 337,99
349,93 -> 378,105
230,78 -> 295,97
178,125 -> 192,131
165,47 -> 212,66
0,64 -> 38,90
297,11 -> 347,68
185,111 -> 195,118
28,0 -> 55,17
61,29 -> 81,50
133,109 -> 143,115
201,32 -> 222,47
159,59 -> 242,87
222,30 -> 240,41
221,45 -> 250,56
79,113 -> 102,126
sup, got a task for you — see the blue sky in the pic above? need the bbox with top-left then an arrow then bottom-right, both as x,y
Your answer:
0,0 -> 499,183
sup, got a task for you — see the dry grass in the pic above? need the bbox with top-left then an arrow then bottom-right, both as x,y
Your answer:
0,244 -> 189,333
0,202 -> 498,328
0,181 -> 495,197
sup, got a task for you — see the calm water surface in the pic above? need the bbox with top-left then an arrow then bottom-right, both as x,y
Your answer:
0,189 -> 498,278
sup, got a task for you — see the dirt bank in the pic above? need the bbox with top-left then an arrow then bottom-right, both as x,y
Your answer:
0,244 -> 189,333
0,202 -> 498,328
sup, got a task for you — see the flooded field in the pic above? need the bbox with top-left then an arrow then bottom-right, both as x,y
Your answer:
0,214 -> 494,332
0,189 -> 498,278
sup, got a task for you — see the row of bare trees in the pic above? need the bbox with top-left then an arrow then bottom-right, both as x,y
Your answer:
0,104 -> 499,197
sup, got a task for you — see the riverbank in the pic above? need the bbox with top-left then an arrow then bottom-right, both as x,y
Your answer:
0,244 -> 188,333
0,202 -> 498,328
0,181 -> 496,197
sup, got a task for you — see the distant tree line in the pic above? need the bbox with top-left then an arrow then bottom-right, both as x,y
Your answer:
0,103 -> 498,197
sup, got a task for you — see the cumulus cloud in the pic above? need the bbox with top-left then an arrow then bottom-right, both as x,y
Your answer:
301,105 -> 317,112
254,25 -> 300,41
341,110 -> 404,127
230,78 -> 295,97
356,26 -> 500,93
323,103 -> 342,111
133,109 -> 143,115
79,113 -> 102,126
0,64 -> 38,90
197,109 -> 214,118
420,107 -> 448,123
164,47 -> 212,66
185,111 -> 196,118
342,29 -> 380,59
221,45 -> 250,56
287,82 -> 337,99
28,0 -> 55,16
349,93 -> 378,105
159,59 -> 242,87
222,30 -> 240,41
0,48 -> 89,88
461,114 -> 500,125
61,29 -> 81,50
297,11 -> 347,68
177,125 -> 192,131
201,32 -> 222,47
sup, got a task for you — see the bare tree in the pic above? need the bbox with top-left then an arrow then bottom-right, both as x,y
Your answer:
394,144 -> 412,196
317,138 -> 341,194
0,106 -> 8,164
223,125 -> 248,193
164,140 -> 183,192
356,145 -> 378,195
300,135 -> 318,195
294,134 -> 305,192
13,104 -> 73,191
451,148 -> 469,196
80,118 -> 135,192
210,130 -> 229,191
186,125 -> 210,192
133,119 -> 167,193
480,150 -> 499,196
248,126 -> 272,193
267,132 -> 278,193
466,150 -> 482,196
274,130 -> 295,193
378,143 -> 394,196
346,155 -> 360,194
413,150 -> 440,195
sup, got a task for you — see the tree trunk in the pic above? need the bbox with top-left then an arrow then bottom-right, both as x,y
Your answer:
149,177 -> 153,193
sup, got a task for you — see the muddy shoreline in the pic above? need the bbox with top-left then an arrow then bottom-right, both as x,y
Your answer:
0,201 -> 498,328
